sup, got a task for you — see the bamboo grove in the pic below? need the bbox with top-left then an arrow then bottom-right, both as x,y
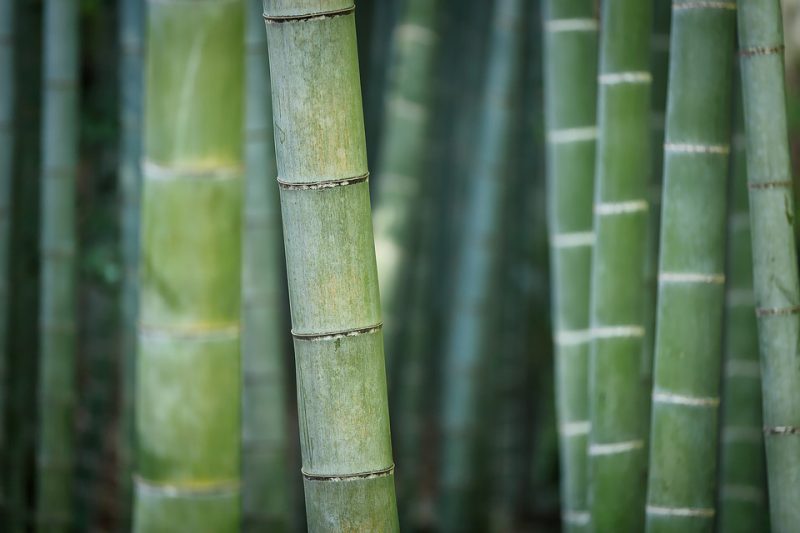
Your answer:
1,0 -> 800,532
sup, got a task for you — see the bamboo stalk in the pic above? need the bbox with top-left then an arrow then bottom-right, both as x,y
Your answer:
717,77 -> 768,533
542,1 -> 598,530
263,2 -> 399,529
646,2 -> 736,531
36,0 -> 79,529
737,1 -> 800,530
117,0 -> 144,527
588,1 -> 653,531
241,0 -> 290,530
134,0 -> 244,530
438,1 -> 524,530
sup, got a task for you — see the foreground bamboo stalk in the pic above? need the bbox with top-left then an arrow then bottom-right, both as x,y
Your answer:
439,0 -> 524,529
542,1 -> 598,530
135,0 -> 244,530
588,0 -> 652,530
717,80 -> 767,533
646,2 -> 736,531
242,0 -> 289,529
263,1 -> 399,529
36,0 -> 79,529
737,1 -> 800,530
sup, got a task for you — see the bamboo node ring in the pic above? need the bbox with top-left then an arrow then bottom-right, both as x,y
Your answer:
755,305 -> 800,317
277,172 -> 369,191
264,5 -> 355,23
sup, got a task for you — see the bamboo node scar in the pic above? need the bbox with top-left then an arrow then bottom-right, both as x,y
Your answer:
652,390 -> 720,407
595,200 -> 648,215
598,71 -> 652,85
591,325 -> 646,339
134,476 -> 241,498
551,231 -> 595,248
672,1 -> 736,10
659,272 -> 725,284
277,173 -> 369,191
545,19 -> 598,33
562,511 -> 590,525
739,45 -> 785,57
646,505 -> 715,518
748,180 -> 793,190
547,126 -> 598,144
559,420 -> 590,437
555,329 -> 593,346
302,464 -> 394,482
291,322 -> 383,341
588,440 -> 644,456
664,142 -> 730,155
263,5 -> 355,23
755,305 -> 800,317
764,426 -> 800,435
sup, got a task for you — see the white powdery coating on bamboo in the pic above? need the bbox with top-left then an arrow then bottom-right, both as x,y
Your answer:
599,71 -> 652,85
592,325 -> 645,339
646,505 -> 715,518
555,329 -> 593,346
722,426 -> 762,443
673,1 -> 736,11
545,18 -> 598,33
547,126 -> 598,144
589,439 -> 644,456
653,390 -> 720,407
720,484 -> 765,503
659,272 -> 726,284
664,142 -> 731,155
388,95 -> 427,122
562,511 -> 591,525
142,159 -> 242,181
560,420 -> 590,437
551,231 -> 595,248
725,359 -> 760,378
394,23 -> 436,45
595,200 -> 648,215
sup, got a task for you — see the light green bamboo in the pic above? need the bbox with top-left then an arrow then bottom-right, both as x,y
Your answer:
36,0 -> 79,529
588,1 -> 652,531
542,1 -> 598,531
439,1 -> 524,530
372,0 -> 441,381
737,1 -> 800,531
241,0 -> 289,530
134,1 -> 244,530
717,79 -> 768,533
0,0 -> 15,514
263,2 -> 399,530
118,0 -> 144,527
646,3 -> 736,532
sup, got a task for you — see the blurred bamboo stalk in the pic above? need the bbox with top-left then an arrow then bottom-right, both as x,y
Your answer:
241,0 -> 290,530
717,78 -> 768,533
263,1 -> 399,529
588,0 -> 652,530
135,0 -> 244,529
646,2 -> 736,531
438,0 -> 524,530
36,0 -> 79,529
542,0 -> 598,530
738,1 -> 800,531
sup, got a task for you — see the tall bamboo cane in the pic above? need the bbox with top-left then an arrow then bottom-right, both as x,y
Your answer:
646,2 -> 736,531
439,0 -> 524,530
588,0 -> 652,530
738,1 -> 800,530
542,1 -> 598,530
717,79 -> 768,533
36,0 -> 79,529
263,1 -> 399,529
134,0 -> 244,530
242,0 -> 290,529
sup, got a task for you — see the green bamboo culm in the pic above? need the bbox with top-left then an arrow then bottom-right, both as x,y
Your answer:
36,0 -> 79,529
737,1 -> 800,530
263,1 -> 399,529
717,79 -> 768,533
438,0 -> 524,530
118,0 -> 144,526
541,1 -> 598,531
0,0 -> 14,512
134,0 -> 244,530
242,0 -> 289,529
587,0 -> 652,530
646,2 -> 736,531
372,0 -> 441,380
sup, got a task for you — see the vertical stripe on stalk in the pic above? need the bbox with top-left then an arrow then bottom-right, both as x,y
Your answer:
646,2 -> 736,532
263,1 -> 399,529
134,1 -> 244,531
542,0 -> 598,531
737,1 -> 800,531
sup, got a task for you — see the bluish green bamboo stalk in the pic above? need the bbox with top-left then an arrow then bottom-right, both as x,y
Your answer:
717,78 -> 768,533
118,0 -> 144,527
241,0 -> 289,530
439,1 -> 524,530
646,3 -> 736,531
36,0 -> 79,529
588,0 -> 653,531
263,2 -> 399,529
542,1 -> 598,530
134,1 -> 244,530
737,1 -> 800,531
0,0 -> 15,516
